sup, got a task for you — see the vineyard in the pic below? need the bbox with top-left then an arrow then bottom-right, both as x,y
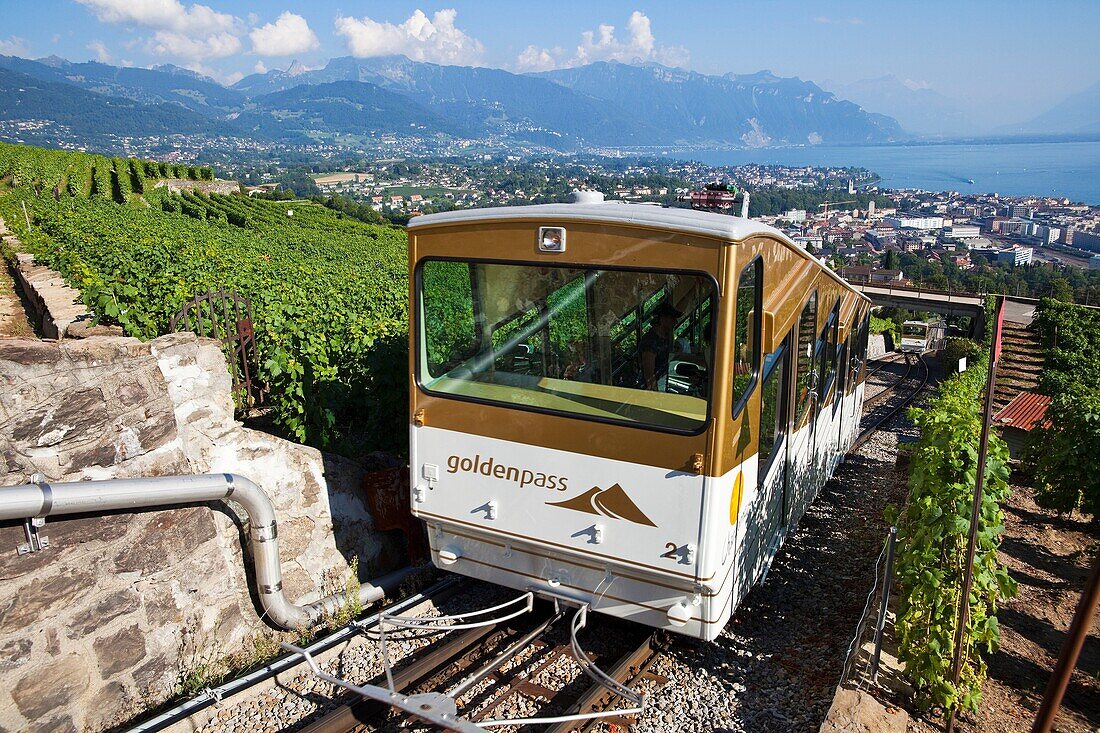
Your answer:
0,142 -> 409,448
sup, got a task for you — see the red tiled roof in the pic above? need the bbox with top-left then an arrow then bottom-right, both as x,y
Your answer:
994,392 -> 1051,432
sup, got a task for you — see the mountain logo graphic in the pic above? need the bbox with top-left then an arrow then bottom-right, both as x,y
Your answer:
546,483 -> 656,527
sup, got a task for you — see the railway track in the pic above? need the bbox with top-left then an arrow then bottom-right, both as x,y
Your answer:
852,351 -> 930,450
296,596 -> 668,733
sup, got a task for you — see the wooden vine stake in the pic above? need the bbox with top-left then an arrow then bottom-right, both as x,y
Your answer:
945,295 -> 1004,732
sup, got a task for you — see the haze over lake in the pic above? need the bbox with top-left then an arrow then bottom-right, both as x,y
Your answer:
679,141 -> 1100,204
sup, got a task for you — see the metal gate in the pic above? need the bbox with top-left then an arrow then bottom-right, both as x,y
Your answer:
170,290 -> 262,410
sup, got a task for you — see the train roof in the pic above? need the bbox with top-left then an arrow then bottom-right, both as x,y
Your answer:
407,201 -> 784,242
408,199 -> 869,302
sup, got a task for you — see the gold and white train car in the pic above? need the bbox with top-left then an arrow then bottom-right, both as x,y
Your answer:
407,193 -> 871,641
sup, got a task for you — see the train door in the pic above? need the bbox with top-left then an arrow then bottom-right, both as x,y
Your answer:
785,290 -> 818,527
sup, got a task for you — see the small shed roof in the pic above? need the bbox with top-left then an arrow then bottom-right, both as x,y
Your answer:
993,391 -> 1051,432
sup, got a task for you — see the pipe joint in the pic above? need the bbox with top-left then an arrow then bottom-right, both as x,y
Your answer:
251,521 -> 278,543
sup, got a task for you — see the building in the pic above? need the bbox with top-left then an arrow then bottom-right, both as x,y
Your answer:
883,213 -> 945,230
782,209 -> 807,222
997,247 -> 1033,267
1034,225 -> 1061,244
1003,204 -> 1034,219
944,225 -> 981,240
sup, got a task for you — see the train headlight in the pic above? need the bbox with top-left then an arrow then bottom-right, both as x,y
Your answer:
538,226 -> 567,253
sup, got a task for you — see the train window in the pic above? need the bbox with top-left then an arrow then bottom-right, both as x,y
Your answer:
850,313 -> 868,381
794,291 -> 818,426
819,301 -> 840,401
732,258 -> 762,417
418,259 -> 717,433
758,342 -> 789,482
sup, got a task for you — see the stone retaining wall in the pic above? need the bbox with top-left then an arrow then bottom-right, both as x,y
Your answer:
0,333 -> 402,732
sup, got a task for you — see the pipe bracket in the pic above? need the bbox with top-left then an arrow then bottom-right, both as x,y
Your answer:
260,581 -> 282,594
252,521 -> 278,543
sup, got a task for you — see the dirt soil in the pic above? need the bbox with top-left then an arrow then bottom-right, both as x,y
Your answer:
909,485 -> 1099,733
0,261 -> 35,338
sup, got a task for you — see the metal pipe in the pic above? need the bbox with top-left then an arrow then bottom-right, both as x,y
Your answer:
0,473 -> 416,630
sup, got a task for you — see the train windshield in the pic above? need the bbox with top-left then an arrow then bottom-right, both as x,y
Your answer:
902,323 -> 927,336
418,260 -> 716,432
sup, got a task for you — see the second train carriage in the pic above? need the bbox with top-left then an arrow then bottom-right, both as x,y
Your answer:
900,320 -> 931,353
407,193 -> 871,641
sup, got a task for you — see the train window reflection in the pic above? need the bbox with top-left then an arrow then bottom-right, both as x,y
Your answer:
794,291 -> 818,427
419,259 -> 716,432
732,258 -> 762,417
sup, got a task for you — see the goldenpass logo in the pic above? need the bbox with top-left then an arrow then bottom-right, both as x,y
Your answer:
446,454 -> 569,491
547,483 -> 657,526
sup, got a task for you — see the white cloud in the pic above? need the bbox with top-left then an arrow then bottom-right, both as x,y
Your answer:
250,12 -> 319,57
514,11 -> 688,72
516,45 -> 560,73
76,0 -> 245,64
87,40 -> 112,63
0,36 -> 30,57
148,30 -> 242,60
254,60 -> 267,74
335,8 -> 485,65
74,0 -> 238,34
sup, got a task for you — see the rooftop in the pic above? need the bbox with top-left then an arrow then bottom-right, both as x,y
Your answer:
407,199 -> 785,243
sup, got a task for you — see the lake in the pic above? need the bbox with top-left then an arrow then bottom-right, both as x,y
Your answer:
676,141 -> 1100,204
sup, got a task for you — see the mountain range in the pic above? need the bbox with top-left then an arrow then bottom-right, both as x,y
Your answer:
0,53 -> 906,152
0,53 -> 1095,154
822,75 -> 977,137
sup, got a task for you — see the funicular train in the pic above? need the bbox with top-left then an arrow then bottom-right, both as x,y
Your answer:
899,320 -> 932,353
407,193 -> 872,641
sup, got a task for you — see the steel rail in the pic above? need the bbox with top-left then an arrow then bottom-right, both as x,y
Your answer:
544,631 -> 668,733
852,352 -> 930,451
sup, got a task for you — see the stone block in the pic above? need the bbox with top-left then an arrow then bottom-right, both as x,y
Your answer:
93,624 -> 147,676
818,686 -> 909,733
69,589 -> 141,639
10,655 -> 90,721
0,567 -> 96,634
113,507 -> 217,577
9,388 -> 107,448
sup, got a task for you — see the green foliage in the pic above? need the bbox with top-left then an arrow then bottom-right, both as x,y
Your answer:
1027,388 -> 1100,516
942,337 -> 982,374
882,249 -> 900,271
0,142 -> 409,450
869,314 -> 897,341
894,361 -> 1016,715
1026,298 -> 1100,516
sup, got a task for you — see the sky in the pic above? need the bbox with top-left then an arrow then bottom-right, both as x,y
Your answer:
1,0 -> 1098,127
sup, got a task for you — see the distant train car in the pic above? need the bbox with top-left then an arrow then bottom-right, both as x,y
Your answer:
899,320 -> 931,353
407,193 -> 871,640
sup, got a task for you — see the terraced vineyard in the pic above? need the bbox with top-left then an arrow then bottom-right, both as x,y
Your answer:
0,143 -> 409,448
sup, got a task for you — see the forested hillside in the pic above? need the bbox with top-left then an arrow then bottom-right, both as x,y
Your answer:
0,142 -> 409,449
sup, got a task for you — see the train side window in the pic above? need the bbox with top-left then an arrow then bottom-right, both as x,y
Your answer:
421,260 -> 480,375
758,342 -> 789,482
794,291 -> 818,427
819,301 -> 840,401
732,258 -> 762,417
